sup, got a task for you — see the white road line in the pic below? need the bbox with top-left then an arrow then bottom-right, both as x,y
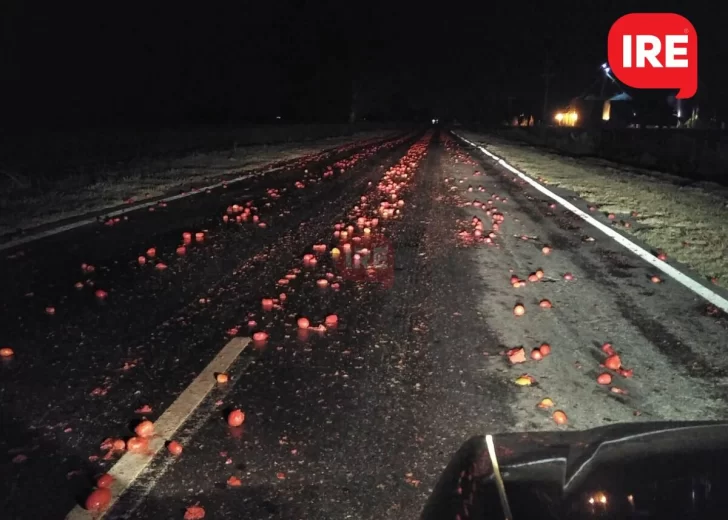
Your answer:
0,167 -> 281,253
455,132 -> 728,314
2,133 -> 402,252
65,336 -> 250,520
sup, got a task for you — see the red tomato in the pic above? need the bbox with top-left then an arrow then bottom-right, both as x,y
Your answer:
167,441 -> 183,456
228,409 -> 245,427
134,420 -> 154,438
85,488 -> 112,512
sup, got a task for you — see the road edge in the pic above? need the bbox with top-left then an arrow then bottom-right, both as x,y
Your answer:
0,132 -> 402,253
453,131 -> 728,314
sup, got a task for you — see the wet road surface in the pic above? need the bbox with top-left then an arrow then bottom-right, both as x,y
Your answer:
2,129 -> 727,519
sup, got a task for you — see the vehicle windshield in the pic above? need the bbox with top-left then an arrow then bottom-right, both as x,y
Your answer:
1,2 -> 725,520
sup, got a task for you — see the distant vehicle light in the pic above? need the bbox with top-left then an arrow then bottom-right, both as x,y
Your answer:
555,112 -> 564,122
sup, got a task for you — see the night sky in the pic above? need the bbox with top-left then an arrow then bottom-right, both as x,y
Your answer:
2,1 -> 725,128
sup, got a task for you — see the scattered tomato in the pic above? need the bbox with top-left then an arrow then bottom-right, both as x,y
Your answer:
597,373 -> 612,385
134,420 -> 154,438
184,505 -> 206,520
167,441 -> 183,456
601,342 -> 616,356
604,354 -> 622,371
252,331 -> 268,342
514,374 -> 535,386
507,347 -> 526,364
619,368 -> 634,378
96,474 -> 114,489
538,398 -> 554,409
85,488 -> 112,512
297,317 -> 310,329
126,437 -> 148,453
228,409 -> 245,427
552,410 -> 568,425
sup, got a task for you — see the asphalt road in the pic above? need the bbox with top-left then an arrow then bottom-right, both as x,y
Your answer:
2,128 -> 727,520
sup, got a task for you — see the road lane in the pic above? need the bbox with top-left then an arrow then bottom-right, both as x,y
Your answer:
125,130 -> 728,519
443,134 -> 728,429
125,131 -> 516,519
3,128 -> 728,519
0,131 -> 415,519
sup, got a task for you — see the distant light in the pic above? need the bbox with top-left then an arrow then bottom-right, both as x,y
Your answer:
432,118 -> 436,124
604,66 -> 610,73
677,109 -> 682,118
601,62 -> 608,69
556,111 -> 578,126
588,491 -> 608,506
276,116 -> 281,120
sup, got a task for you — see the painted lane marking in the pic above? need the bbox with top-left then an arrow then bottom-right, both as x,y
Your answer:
65,336 -> 250,520
455,133 -> 728,313
2,133 -> 401,252
0,167 -> 280,253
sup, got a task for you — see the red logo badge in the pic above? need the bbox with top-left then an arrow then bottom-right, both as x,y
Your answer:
608,13 -> 697,99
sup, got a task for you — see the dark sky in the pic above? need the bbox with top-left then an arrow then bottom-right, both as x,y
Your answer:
2,1 -> 725,128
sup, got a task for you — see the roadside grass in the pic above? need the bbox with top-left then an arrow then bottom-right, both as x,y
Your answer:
0,132 -> 389,237
462,132 -> 728,288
